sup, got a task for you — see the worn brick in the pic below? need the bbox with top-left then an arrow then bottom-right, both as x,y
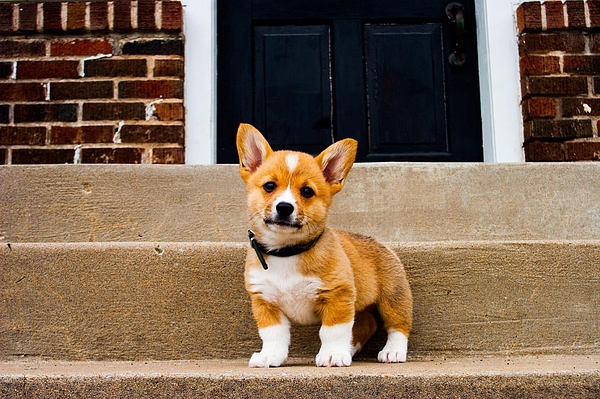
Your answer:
18,3 -> 37,32
119,80 -> 183,99
122,39 -> 184,56
113,0 -> 132,31
524,119 -> 593,141
12,149 -> 74,164
82,102 -> 146,121
0,126 -> 47,145
0,83 -> 45,101
14,104 -> 78,123
84,59 -> 147,77
154,59 -> 184,77
524,141 -> 565,161
67,2 -> 86,31
0,40 -> 46,57
152,147 -> 184,164
17,61 -> 80,80
0,62 -> 12,79
565,140 -> 600,160
138,0 -> 156,30
0,105 -> 9,123
89,2 -> 108,31
523,76 -> 587,97
519,32 -> 585,54
517,2 -> 542,32
50,81 -> 114,100
161,1 -> 183,31
153,102 -> 184,121
592,77 -> 600,94
50,125 -> 115,144
563,55 -> 600,74
119,125 -> 184,143
51,39 -> 112,56
562,98 -> 600,116
544,1 -> 565,30
519,55 -> 560,75
589,1 -> 600,28
566,1 -> 586,29
43,2 -> 63,32
0,3 -> 14,32
522,98 -> 557,120
82,147 -> 144,164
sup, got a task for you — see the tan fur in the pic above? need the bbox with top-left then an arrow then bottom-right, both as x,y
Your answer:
237,123 -> 413,367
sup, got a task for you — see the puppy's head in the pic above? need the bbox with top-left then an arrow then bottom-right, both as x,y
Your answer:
236,123 -> 357,248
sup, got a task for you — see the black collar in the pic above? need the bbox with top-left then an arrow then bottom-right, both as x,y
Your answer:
247,229 -> 324,270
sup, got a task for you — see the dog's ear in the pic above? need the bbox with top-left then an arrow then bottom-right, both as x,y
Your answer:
315,138 -> 358,195
236,124 -> 273,182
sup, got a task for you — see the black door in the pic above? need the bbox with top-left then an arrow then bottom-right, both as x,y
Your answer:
217,0 -> 483,162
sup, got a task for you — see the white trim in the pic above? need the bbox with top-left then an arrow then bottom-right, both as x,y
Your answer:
184,0 -> 526,163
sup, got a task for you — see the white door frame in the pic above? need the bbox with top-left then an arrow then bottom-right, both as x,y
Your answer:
182,0 -> 526,164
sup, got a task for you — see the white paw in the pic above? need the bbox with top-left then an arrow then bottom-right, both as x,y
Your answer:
249,351 -> 287,368
316,351 -> 352,367
378,329 -> 408,363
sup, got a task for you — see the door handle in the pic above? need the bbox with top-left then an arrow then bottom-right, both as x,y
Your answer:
446,2 -> 466,67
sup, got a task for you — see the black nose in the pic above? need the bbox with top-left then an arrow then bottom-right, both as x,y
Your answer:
276,202 -> 294,218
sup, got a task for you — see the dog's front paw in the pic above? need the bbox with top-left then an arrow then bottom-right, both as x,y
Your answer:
377,329 -> 408,363
377,349 -> 407,363
315,351 -> 352,367
249,351 -> 286,368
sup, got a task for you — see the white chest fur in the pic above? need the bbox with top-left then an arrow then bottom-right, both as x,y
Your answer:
247,256 -> 322,325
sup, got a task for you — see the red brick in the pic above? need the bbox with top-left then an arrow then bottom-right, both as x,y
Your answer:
0,62 -> 12,79
12,149 -> 74,164
82,147 -> 144,164
544,1 -> 565,30
588,34 -> 600,53
113,1 -> 132,30
14,104 -> 78,123
90,2 -> 108,31
122,39 -> 184,55
138,0 -> 156,30
119,125 -> 184,143
84,59 -> 147,77
519,55 -> 560,75
522,98 -> 557,120
0,105 -> 8,123
153,102 -> 184,121
562,98 -> 600,116
524,141 -> 565,162
152,147 -> 184,164
519,32 -> 585,54
119,80 -> 183,99
592,77 -> 600,94
50,126 -> 115,145
51,39 -> 112,56
0,3 -> 14,32
589,1 -> 600,28
17,61 -> 80,79
565,140 -> 600,160
154,60 -> 184,77
0,126 -> 46,145
563,55 -> 600,74
0,40 -> 46,57
161,1 -> 183,31
0,83 -> 45,101
43,2 -> 63,32
0,148 -> 5,165
18,3 -> 37,32
67,2 -> 86,31
82,102 -> 146,121
566,1 -> 586,29
524,119 -> 593,141
517,2 -> 542,32
522,76 -> 587,97
50,81 -> 114,100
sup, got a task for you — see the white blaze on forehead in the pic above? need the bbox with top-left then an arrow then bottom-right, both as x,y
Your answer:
286,153 -> 299,173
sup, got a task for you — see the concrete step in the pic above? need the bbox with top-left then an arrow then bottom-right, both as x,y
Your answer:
2,163 -> 600,243
2,355 -> 600,398
2,241 -> 599,361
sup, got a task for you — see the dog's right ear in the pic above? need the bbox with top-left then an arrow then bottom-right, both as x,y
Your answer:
236,123 -> 273,182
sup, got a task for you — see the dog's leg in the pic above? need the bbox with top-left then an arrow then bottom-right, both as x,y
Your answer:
249,296 -> 291,368
315,290 -> 355,367
351,308 -> 377,356
376,287 -> 412,363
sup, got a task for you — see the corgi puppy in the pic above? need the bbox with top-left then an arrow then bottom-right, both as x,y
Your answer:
236,123 -> 413,367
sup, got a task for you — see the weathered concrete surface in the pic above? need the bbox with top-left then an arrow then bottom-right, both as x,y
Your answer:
2,241 -> 599,361
1,355 -> 600,399
2,163 -> 600,243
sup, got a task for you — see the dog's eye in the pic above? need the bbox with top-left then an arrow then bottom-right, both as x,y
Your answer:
263,182 -> 276,193
300,186 -> 315,198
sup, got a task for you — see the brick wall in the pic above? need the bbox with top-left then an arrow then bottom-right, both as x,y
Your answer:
518,0 -> 600,161
0,0 -> 184,165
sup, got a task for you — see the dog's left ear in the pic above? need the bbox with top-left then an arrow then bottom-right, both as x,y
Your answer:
315,139 -> 358,195
236,124 -> 273,183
